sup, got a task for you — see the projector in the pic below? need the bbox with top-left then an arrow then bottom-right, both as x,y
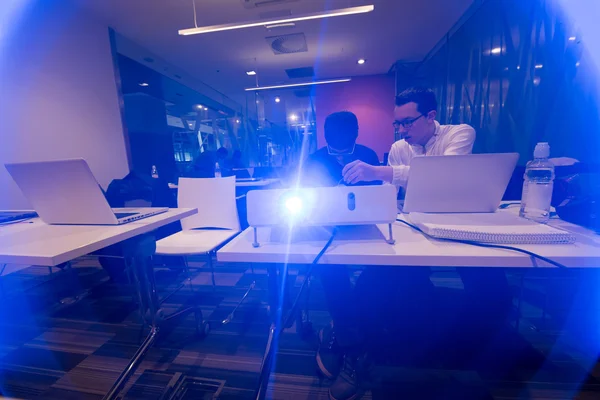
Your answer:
246,185 -> 398,247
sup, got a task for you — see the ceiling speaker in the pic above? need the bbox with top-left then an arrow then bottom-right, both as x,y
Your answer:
267,33 -> 308,55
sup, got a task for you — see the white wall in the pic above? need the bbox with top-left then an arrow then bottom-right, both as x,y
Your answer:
0,1 -> 129,209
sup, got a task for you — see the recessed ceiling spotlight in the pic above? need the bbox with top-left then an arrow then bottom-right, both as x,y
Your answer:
357,59 -> 366,65
246,71 -> 257,76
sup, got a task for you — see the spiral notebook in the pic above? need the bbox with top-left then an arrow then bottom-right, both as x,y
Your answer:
407,212 -> 576,244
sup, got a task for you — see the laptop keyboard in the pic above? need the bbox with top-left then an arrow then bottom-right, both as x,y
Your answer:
114,212 -> 139,219
0,211 -> 38,224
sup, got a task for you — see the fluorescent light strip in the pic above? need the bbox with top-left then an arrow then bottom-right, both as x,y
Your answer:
265,22 -> 296,29
245,78 -> 351,91
179,5 -> 374,35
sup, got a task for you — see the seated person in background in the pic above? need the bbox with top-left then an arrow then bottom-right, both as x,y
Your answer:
187,145 -> 230,178
230,149 -> 245,169
302,111 -> 430,400
343,87 -> 513,340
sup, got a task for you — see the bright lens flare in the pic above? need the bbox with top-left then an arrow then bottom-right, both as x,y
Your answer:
285,196 -> 303,215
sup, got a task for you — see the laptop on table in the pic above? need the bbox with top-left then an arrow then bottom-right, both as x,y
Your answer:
5,159 -> 168,225
401,153 -> 519,213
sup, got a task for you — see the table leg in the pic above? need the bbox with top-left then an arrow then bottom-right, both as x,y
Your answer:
102,235 -> 158,400
254,264 -> 314,400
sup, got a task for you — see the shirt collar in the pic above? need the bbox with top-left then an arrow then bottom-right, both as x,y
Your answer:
410,120 -> 440,154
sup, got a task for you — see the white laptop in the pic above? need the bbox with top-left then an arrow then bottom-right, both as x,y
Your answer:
402,153 -> 519,213
5,159 -> 168,225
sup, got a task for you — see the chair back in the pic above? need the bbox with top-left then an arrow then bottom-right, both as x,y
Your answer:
177,176 -> 240,231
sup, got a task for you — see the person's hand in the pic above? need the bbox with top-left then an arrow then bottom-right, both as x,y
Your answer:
342,160 -> 378,184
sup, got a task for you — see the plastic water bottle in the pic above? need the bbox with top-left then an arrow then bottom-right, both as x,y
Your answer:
214,162 -> 221,178
519,142 -> 555,223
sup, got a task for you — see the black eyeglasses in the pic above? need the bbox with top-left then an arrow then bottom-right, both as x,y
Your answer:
393,114 -> 425,130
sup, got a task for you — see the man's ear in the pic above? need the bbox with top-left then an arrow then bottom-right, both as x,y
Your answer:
427,110 -> 437,121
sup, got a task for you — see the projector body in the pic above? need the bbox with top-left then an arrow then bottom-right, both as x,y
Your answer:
246,185 -> 398,247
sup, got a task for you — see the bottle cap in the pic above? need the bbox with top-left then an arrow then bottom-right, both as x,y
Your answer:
534,142 -> 550,158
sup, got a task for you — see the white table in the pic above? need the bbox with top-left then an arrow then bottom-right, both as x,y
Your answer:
0,209 -> 196,266
217,209 -> 600,400
217,210 -> 600,268
0,208 -> 197,400
234,178 -> 279,188
168,179 -> 279,190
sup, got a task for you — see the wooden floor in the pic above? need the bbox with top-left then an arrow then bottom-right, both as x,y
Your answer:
0,258 -> 599,399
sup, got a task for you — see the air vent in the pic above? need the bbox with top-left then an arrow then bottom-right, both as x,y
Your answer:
259,9 -> 292,19
267,33 -> 308,55
242,0 -> 298,9
286,66 -> 314,79
294,89 -> 313,97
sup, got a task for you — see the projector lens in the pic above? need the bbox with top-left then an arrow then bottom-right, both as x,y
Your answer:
285,196 -> 303,214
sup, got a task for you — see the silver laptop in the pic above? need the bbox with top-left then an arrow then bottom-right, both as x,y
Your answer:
402,153 -> 519,213
5,159 -> 168,225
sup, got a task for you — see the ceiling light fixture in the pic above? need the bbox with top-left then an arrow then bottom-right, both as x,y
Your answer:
357,59 -> 366,65
246,70 -> 257,76
245,78 -> 351,91
490,47 -> 502,55
139,82 -> 149,87
179,5 -> 375,36
203,107 -> 208,111
569,36 -> 577,41
265,22 -> 296,29
535,64 -> 543,69
195,104 -> 203,109
275,96 -> 281,103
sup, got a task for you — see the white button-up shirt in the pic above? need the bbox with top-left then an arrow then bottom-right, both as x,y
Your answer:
388,120 -> 476,187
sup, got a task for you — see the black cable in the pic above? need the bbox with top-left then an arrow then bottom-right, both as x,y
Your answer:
395,218 -> 567,269
283,227 -> 337,329
312,227 -> 338,265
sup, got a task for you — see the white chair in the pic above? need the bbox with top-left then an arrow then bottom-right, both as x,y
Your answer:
155,176 -> 253,327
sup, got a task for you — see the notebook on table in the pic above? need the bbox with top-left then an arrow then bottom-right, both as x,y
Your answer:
407,212 -> 576,244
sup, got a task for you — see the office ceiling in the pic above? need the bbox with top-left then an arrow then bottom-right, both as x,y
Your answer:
72,0 -> 475,102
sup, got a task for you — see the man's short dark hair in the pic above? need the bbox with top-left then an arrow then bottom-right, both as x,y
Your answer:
324,111 -> 359,150
395,87 -> 437,115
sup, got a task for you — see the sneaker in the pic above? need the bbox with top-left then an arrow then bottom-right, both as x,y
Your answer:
316,324 -> 343,379
329,353 -> 371,400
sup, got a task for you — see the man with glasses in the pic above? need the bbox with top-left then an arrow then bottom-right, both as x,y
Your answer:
342,87 -> 476,186
340,87 -> 513,390
302,110 -> 380,187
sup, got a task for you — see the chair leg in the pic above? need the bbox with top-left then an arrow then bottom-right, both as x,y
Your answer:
183,258 -> 195,293
208,254 -> 216,291
222,263 -> 257,325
